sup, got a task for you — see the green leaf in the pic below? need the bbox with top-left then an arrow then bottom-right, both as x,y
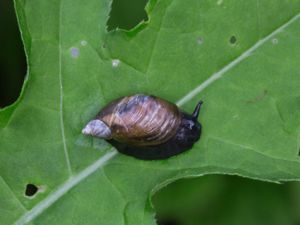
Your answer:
1,0 -> 300,224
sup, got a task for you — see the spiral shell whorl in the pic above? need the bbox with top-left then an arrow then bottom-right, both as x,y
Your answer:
97,95 -> 181,146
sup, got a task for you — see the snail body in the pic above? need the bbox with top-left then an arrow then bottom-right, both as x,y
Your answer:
82,94 -> 203,160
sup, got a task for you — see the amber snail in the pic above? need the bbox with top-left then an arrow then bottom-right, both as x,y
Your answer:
82,94 -> 203,160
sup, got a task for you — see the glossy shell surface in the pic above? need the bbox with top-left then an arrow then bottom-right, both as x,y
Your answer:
96,95 -> 181,146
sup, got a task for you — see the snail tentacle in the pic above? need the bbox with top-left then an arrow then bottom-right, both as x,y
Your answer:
192,101 -> 203,119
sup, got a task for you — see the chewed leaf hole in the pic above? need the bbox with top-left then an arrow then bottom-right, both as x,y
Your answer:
106,0 -> 149,31
229,35 -> 237,44
25,184 -> 38,197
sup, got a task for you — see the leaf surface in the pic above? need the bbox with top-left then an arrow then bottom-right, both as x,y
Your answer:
1,0 -> 300,224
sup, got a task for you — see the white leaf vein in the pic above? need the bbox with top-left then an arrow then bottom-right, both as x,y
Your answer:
58,1 -> 72,176
14,150 -> 117,225
176,13 -> 300,107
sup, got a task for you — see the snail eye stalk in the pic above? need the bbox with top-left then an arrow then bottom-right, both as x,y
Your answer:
192,101 -> 203,120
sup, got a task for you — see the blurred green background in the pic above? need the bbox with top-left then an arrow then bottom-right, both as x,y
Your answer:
154,176 -> 300,225
0,0 -> 26,108
1,0 -> 300,224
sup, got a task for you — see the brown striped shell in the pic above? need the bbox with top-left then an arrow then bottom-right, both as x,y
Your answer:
96,94 -> 182,146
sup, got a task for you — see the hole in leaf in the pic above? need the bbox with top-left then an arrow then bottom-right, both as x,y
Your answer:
153,175 -> 300,225
107,0 -> 149,31
229,35 -> 237,44
0,0 -> 26,108
25,184 -> 38,197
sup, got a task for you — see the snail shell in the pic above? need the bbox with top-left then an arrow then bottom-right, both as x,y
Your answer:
82,94 -> 203,160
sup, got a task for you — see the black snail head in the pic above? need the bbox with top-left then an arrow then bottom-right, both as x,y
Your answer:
82,94 -> 203,160
174,101 -> 203,147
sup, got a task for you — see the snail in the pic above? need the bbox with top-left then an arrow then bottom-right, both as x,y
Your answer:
82,94 -> 203,160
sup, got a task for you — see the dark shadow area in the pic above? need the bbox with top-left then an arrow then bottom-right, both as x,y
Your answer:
153,175 -> 300,225
107,0 -> 149,31
0,0 -> 26,108
156,217 -> 181,225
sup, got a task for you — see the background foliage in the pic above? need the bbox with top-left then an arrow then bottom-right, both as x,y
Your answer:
0,0 -> 26,107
